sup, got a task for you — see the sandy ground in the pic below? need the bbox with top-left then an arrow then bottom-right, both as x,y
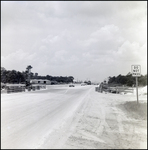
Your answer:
1,84 -> 147,149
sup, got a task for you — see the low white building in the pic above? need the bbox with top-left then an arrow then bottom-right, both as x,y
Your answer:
30,79 -> 51,85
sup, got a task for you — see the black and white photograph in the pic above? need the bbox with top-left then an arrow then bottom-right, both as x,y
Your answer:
1,1 -> 147,149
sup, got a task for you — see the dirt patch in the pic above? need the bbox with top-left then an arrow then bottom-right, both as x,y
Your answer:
118,101 -> 147,120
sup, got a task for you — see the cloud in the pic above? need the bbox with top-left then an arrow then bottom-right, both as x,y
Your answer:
42,35 -> 60,44
1,1 -> 147,82
1,49 -> 35,71
114,41 -> 146,62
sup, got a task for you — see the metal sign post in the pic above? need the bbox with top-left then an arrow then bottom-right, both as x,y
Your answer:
131,65 -> 141,105
136,76 -> 139,104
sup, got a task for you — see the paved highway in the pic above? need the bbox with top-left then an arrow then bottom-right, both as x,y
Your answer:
1,84 -> 94,149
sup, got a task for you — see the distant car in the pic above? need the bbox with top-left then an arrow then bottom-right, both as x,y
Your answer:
81,83 -> 86,86
69,84 -> 75,87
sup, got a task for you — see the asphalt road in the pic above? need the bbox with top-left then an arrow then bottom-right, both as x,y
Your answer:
1,84 -> 94,149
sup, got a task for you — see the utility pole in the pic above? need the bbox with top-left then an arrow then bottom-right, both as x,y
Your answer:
26,65 -> 32,84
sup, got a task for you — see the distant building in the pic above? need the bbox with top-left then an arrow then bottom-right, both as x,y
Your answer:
30,79 -> 51,85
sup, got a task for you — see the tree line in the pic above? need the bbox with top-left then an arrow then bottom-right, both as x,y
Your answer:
107,72 -> 147,86
1,67 -> 74,84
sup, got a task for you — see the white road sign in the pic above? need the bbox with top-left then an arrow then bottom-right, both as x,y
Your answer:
131,65 -> 141,77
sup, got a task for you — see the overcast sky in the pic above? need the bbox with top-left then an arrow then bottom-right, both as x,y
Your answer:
1,1 -> 147,82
